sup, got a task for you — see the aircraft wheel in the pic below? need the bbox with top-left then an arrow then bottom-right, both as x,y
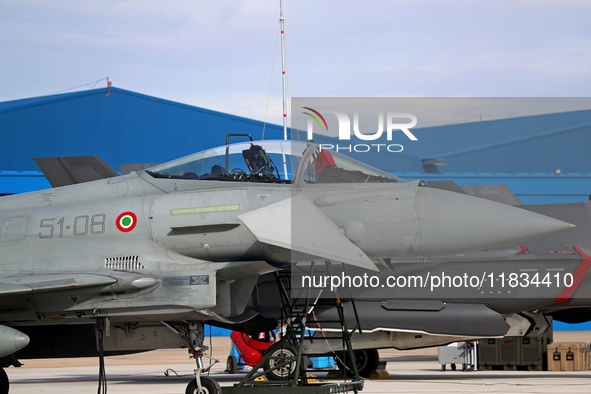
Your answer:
336,349 -> 380,378
441,364 -> 446,371
185,376 -> 221,394
450,363 -> 456,371
0,368 -> 8,394
262,342 -> 297,381
226,355 -> 238,374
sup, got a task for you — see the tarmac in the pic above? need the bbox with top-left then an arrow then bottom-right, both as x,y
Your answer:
6,331 -> 591,393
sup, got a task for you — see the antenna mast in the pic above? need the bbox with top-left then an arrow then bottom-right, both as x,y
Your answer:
279,0 -> 289,180
280,0 -> 288,141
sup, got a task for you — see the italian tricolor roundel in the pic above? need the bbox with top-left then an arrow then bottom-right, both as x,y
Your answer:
116,212 -> 137,232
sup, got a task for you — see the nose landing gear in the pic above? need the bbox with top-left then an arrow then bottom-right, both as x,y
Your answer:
164,321 -> 222,394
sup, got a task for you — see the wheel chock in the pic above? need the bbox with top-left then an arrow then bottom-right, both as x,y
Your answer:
302,374 -> 317,383
369,369 -> 389,378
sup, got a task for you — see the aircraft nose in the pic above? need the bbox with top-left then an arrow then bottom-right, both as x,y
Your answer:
414,187 -> 574,257
0,326 -> 30,357
14,331 -> 30,352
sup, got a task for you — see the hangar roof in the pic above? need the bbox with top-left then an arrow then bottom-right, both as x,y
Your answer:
0,87 -> 284,172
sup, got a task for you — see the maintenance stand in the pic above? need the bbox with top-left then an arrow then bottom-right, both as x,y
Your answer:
221,266 -> 365,394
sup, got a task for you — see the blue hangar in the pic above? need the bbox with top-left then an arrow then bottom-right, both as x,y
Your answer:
2,88 -> 591,333
379,109 -> 591,205
1,87 -> 590,204
0,87 -> 286,194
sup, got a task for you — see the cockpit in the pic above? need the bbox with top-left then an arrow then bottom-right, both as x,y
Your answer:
145,140 -> 403,184
146,141 -> 301,183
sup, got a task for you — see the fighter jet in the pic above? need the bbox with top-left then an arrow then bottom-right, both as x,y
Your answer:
0,140 -> 572,393
256,184 -> 591,378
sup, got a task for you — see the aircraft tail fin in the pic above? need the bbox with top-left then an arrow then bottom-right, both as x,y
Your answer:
34,156 -> 119,187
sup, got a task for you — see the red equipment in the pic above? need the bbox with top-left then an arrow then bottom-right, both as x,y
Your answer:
226,330 -> 276,373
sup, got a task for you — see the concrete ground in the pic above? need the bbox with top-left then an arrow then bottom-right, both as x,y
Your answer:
6,331 -> 591,393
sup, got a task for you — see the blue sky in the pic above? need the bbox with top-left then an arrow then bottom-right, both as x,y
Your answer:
2,0 -> 590,125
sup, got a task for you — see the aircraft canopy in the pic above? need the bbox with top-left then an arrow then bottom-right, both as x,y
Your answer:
146,140 -> 402,184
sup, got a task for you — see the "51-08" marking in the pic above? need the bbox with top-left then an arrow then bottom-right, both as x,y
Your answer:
39,214 -> 106,238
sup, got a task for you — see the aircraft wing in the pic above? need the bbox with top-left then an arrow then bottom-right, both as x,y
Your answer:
239,194 -> 379,271
460,184 -> 523,205
0,274 -> 116,296
427,180 -> 523,205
